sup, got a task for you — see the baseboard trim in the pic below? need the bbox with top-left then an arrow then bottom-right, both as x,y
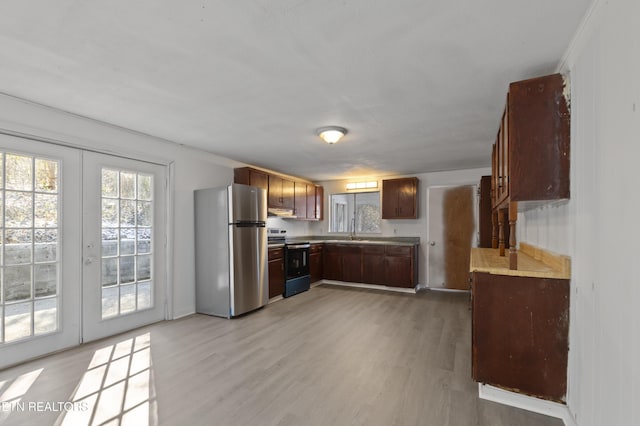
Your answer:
424,287 -> 468,293
268,295 -> 284,304
478,384 -> 577,426
320,280 -> 416,294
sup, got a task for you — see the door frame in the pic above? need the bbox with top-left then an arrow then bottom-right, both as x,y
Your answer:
0,130 -> 174,366
426,183 -> 479,290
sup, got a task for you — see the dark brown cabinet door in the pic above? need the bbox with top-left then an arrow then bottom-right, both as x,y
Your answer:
362,247 -> 385,285
294,182 -> 307,218
508,73 -> 570,202
305,184 -> 323,220
314,186 -> 324,220
472,272 -> 569,402
309,244 -> 323,283
234,167 -> 268,191
385,255 -> 413,288
268,175 -> 295,209
382,177 -> 418,219
341,250 -> 362,283
381,179 -> 399,218
323,244 -> 362,282
282,178 -> 295,209
478,176 -> 493,248
494,105 -> 510,207
268,248 -> 285,298
323,248 -> 342,280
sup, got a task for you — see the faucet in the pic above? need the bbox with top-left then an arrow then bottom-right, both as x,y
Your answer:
350,218 -> 356,240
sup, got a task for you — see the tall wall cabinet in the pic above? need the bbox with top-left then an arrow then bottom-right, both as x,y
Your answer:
490,73 -> 570,268
471,73 -> 572,403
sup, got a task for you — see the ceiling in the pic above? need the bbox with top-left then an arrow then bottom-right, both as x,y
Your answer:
0,0 -> 591,182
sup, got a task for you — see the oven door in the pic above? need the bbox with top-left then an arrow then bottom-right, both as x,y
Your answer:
285,244 -> 310,279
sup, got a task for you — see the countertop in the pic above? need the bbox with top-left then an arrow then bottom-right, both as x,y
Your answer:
289,237 -> 419,247
470,243 -> 571,279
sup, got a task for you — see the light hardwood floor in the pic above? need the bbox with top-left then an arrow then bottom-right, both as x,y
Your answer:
0,285 -> 563,426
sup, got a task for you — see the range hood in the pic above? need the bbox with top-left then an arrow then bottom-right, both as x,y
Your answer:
267,207 -> 296,218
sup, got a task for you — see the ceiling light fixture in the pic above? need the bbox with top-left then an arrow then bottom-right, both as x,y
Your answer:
317,126 -> 347,144
346,181 -> 378,190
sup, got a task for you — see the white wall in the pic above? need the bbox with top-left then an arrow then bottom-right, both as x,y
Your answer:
309,167 -> 490,287
0,94 -> 238,319
518,0 -> 639,424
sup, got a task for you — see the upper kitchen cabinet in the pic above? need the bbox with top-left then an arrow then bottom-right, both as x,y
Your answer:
234,167 -> 323,220
294,182 -> 307,218
381,177 -> 418,219
234,167 -> 268,191
490,73 -> 570,269
268,175 -> 295,210
492,106 -> 510,209
306,184 -> 323,220
478,176 -> 493,248
314,186 -> 324,220
492,73 -> 570,209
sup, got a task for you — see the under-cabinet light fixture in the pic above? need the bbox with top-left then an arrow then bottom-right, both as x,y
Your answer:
346,181 -> 378,190
317,126 -> 347,144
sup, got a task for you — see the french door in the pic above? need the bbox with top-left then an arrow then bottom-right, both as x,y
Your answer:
0,135 -> 81,368
81,152 -> 167,342
0,135 -> 168,368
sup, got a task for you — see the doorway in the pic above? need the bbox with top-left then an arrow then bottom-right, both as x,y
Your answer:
81,152 -> 167,342
0,135 -> 168,368
427,184 -> 477,290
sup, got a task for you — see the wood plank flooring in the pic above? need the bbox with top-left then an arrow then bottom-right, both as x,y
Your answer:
0,285 -> 563,426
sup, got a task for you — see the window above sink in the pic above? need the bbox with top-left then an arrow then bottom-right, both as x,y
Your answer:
329,191 -> 381,234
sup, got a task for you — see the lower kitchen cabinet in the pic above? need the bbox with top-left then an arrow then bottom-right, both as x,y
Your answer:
323,244 -> 361,282
323,246 -> 342,280
324,242 -> 417,288
342,246 -> 363,283
362,246 -> 386,285
385,249 -> 414,288
471,271 -> 569,402
309,243 -> 324,283
268,247 -> 285,298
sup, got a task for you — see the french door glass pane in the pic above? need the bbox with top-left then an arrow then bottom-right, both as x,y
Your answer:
1,152 -> 60,343
101,169 -> 154,319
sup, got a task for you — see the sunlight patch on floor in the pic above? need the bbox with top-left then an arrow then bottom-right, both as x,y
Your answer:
59,333 -> 157,425
0,368 -> 43,423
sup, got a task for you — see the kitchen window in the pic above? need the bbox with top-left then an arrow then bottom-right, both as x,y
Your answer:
329,192 -> 381,234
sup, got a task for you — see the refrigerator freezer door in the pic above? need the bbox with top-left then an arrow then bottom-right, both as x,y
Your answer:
229,183 -> 267,223
194,186 -> 231,317
229,224 -> 268,316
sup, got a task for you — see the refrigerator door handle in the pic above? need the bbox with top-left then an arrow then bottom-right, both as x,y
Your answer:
234,221 -> 266,227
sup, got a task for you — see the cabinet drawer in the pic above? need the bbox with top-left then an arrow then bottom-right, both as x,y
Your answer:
268,247 -> 284,260
385,245 -> 412,256
362,245 -> 385,255
325,244 -> 361,254
310,243 -> 324,254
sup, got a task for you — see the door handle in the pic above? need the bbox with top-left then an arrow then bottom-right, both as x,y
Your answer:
429,241 -> 436,246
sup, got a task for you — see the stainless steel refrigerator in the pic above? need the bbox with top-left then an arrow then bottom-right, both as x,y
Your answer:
195,184 -> 268,318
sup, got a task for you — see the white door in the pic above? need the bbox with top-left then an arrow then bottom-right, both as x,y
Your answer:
82,152 -> 167,342
427,184 -> 477,290
0,134 -> 81,368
